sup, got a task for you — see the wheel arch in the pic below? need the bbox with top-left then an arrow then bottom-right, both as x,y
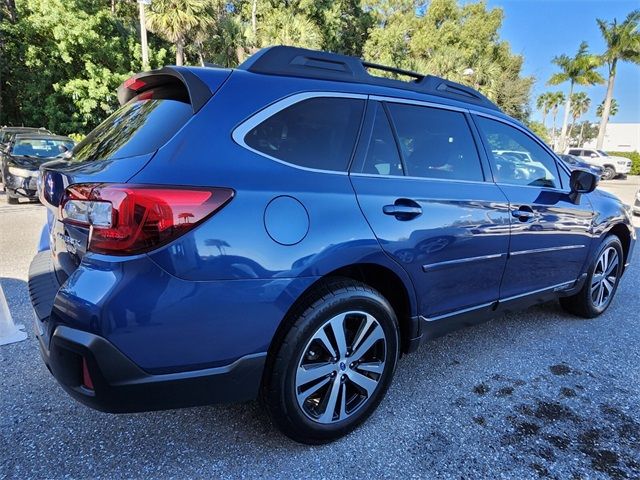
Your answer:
606,222 -> 632,269
264,261 -> 419,379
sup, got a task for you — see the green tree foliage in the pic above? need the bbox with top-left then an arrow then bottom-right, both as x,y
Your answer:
2,0 -> 535,134
363,0 -> 533,120
1,0 -> 169,134
596,98 -> 618,118
548,41 -> 604,151
567,91 -> 590,139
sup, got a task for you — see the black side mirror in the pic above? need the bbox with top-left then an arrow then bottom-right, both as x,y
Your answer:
570,169 -> 598,194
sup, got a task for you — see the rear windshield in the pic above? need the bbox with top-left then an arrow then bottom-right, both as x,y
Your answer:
12,138 -> 74,158
71,91 -> 191,162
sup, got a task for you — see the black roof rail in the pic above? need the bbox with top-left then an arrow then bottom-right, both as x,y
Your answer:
238,46 -> 500,111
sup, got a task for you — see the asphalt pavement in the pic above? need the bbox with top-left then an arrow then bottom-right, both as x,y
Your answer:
1,180 -> 639,479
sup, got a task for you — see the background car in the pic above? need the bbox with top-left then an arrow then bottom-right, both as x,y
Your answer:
634,188 -> 640,216
557,153 -> 604,178
1,133 -> 74,204
565,148 -> 632,180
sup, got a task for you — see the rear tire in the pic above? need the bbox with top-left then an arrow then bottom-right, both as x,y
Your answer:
560,235 -> 624,318
262,278 -> 399,444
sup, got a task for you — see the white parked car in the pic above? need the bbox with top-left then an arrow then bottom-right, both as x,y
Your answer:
565,148 -> 632,180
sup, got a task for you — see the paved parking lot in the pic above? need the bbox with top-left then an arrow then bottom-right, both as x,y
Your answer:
1,179 -> 639,479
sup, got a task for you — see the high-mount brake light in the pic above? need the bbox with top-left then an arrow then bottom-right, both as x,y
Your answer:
59,184 -> 234,255
123,77 -> 146,92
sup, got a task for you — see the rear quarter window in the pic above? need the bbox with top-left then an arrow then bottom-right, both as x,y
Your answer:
71,90 -> 192,162
243,97 -> 365,172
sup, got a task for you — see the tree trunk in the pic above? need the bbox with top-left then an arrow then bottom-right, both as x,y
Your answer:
567,118 -> 576,146
541,112 -> 547,129
111,0 -> 116,14
176,39 -> 184,66
596,59 -> 616,150
559,82 -> 573,152
578,122 -> 585,147
551,109 -> 558,150
251,0 -> 257,38
4,0 -> 17,22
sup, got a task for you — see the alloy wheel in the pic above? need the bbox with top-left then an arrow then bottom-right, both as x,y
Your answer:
591,246 -> 619,309
295,311 -> 387,424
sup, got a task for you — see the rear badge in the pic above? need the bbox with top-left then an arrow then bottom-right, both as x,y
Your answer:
56,232 -> 81,254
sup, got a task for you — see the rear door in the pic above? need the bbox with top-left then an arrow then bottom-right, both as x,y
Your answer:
350,99 -> 511,319
472,114 -> 594,299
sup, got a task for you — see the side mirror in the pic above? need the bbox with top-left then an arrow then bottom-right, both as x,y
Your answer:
590,153 -> 598,158
570,169 -> 598,194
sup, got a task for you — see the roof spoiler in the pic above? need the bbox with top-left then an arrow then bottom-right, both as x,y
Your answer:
117,66 -> 214,113
239,46 -> 499,111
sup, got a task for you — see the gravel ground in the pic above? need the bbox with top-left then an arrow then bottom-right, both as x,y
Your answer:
1,181 -> 639,480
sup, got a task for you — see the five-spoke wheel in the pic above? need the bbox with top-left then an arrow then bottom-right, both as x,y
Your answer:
262,279 -> 398,444
295,311 -> 387,424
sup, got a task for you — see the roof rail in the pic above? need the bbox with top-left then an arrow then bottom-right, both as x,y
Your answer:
238,46 -> 500,111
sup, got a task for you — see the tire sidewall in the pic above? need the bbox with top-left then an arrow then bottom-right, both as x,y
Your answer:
278,287 -> 399,442
584,235 -> 623,315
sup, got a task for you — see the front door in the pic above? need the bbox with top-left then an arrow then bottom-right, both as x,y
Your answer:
472,114 -> 594,299
350,100 -> 511,319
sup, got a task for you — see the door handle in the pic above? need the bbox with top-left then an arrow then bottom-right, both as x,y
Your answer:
511,206 -> 535,222
383,199 -> 422,220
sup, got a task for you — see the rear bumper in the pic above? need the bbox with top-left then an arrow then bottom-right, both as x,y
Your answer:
36,324 -> 265,413
28,251 -> 267,413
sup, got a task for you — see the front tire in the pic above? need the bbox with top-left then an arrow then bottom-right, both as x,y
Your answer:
560,235 -> 624,318
262,279 -> 399,444
6,191 -> 19,205
601,166 -> 616,181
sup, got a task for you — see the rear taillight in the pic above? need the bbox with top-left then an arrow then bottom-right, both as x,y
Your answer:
59,183 -> 234,255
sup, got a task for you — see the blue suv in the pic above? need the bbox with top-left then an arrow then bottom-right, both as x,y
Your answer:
28,46 -> 636,443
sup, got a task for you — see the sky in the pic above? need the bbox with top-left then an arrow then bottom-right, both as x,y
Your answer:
482,0 -> 640,124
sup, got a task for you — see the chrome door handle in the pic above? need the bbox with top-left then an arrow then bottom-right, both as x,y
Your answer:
511,207 -> 535,222
383,199 -> 422,220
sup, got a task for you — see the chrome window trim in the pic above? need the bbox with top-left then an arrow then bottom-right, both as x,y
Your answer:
368,95 -> 469,113
232,91 -> 368,176
349,171 -> 490,185
422,253 -> 505,272
470,109 -> 573,192
510,245 -> 586,256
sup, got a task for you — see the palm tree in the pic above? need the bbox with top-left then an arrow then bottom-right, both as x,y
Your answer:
567,92 -> 591,144
548,41 -> 604,151
596,98 -> 619,118
146,0 -> 211,66
595,10 -> 640,149
536,92 -> 552,128
549,91 -> 565,150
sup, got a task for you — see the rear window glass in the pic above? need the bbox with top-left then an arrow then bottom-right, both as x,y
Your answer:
12,138 -> 74,158
244,97 -> 365,172
71,92 -> 191,162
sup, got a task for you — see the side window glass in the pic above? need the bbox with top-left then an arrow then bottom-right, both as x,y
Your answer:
244,97 -> 365,172
387,103 -> 484,181
360,104 -> 403,176
475,116 -> 559,188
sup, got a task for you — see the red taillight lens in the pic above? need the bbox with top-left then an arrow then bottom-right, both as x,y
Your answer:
59,184 -> 234,255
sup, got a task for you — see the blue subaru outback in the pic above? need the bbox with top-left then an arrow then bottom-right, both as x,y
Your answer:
28,46 -> 636,443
